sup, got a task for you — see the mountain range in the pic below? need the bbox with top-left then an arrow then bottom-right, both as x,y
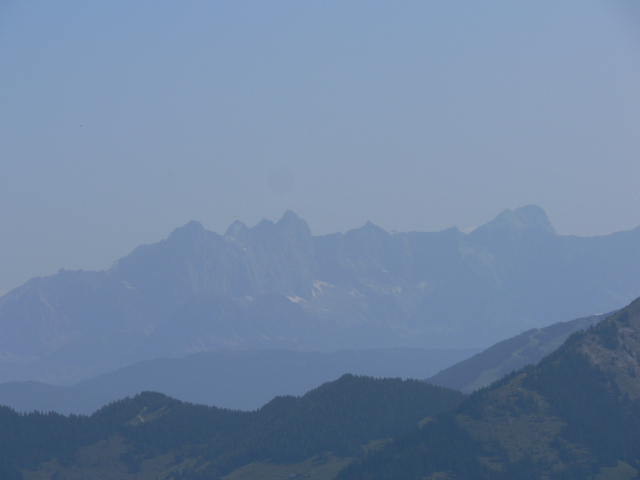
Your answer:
1,205 -> 640,384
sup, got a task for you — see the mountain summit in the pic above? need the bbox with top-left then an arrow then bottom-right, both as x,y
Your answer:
471,204 -> 555,238
491,204 -> 555,233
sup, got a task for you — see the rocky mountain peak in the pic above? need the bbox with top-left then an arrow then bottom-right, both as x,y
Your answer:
469,205 -> 555,243
276,210 -> 312,237
224,220 -> 249,241
492,205 -> 555,233
245,211 -> 314,246
348,220 -> 388,240
166,220 -> 207,245
279,209 -> 301,223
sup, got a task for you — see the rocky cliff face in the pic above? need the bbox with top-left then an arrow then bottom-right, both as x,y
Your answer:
1,205 -> 640,382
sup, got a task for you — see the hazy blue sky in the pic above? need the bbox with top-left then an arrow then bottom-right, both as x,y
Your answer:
1,1 -> 639,294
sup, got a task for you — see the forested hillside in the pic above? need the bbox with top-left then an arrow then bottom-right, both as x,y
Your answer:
339,298 -> 640,479
0,375 -> 463,479
4,297 -> 640,479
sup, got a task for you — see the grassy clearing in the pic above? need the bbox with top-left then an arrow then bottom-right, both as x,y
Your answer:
222,453 -> 352,480
595,461 -> 638,480
22,435 -> 190,480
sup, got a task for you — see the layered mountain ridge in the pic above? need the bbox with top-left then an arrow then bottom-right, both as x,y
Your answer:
2,205 -> 640,383
428,312 -> 609,393
3,297 -> 640,480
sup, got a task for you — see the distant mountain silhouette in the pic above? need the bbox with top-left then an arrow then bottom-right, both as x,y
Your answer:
428,311 -> 610,392
0,308 -> 608,414
1,205 -> 640,383
0,347 -> 477,414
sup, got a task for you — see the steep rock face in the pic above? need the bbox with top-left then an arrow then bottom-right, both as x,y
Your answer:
109,212 -> 316,305
109,220 -> 239,311
236,210 -> 315,298
0,269 -> 148,360
1,206 -> 640,382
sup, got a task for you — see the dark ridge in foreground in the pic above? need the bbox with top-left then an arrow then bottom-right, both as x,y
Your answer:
3,296 -> 640,479
0,375 -> 463,480
339,296 -> 640,480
